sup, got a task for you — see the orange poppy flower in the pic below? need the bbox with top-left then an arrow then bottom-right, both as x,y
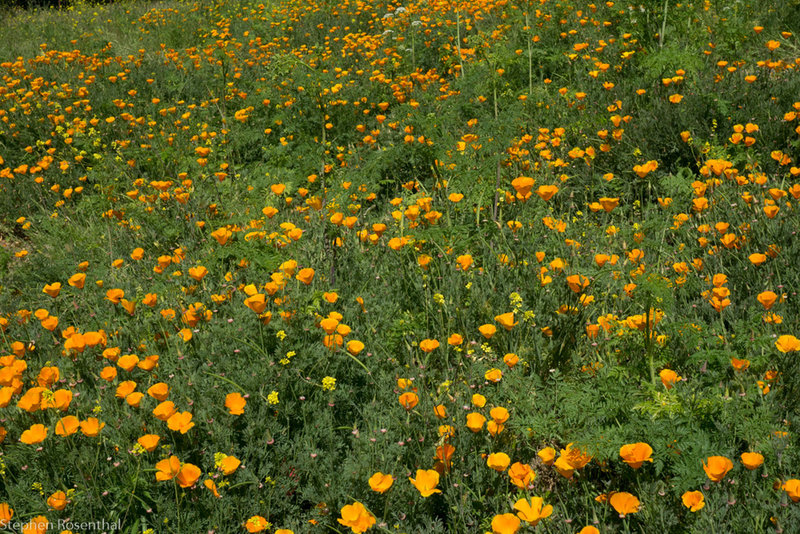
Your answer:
177,462 -> 201,488
55,415 -> 79,436
783,479 -> 800,502
409,469 -> 441,497
479,324 -> 497,339
495,313 -> 517,331
225,392 -> 246,415
137,434 -> 160,452
619,442 -> 654,469
219,455 -> 241,475
117,354 -> 140,372
155,456 -> 181,481
535,185 -> 559,201
244,294 -> 267,314
296,268 -> 315,285
466,412 -> 486,432
757,291 -> 778,310
153,400 -> 177,421
538,447 -> 556,465
147,382 -> 169,401
337,501 -> 376,533
245,515 -> 269,533
47,490 -> 68,510
79,417 -> 105,437
486,452 -> 511,472
703,455 -> 733,482
503,353 -> 520,368
775,335 -> 800,353
20,423 -> 48,445
368,472 -> 394,493
489,407 -> 509,424
740,452 -> 764,470
105,288 -> 124,303
508,462 -> 535,488
211,227 -> 232,245
419,339 -> 440,352
491,513 -> 521,534
21,515 -> 48,534
167,411 -> 195,434
609,492 -> 640,516
0,503 -> 12,527
68,273 -> 86,288
202,478 -> 221,498
116,381 -> 137,398
125,392 -> 144,407
514,496 -> 552,525
485,368 -> 502,382
398,392 -> 419,410
682,490 -> 705,511
43,283 -> 61,298
455,254 -> 473,270
188,266 -> 208,281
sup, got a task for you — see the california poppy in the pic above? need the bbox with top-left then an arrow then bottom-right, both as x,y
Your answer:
740,452 -> 764,470
485,368 -> 502,382
508,462 -> 535,488
486,452 -> 511,472
490,407 -> 509,424
47,491 -> 68,510
153,400 -> 177,421
337,501 -> 376,533
218,455 -> 241,475
419,339 -> 440,352
398,392 -> 419,410
538,447 -> 556,465
775,335 -> 800,353
245,516 -> 270,533
466,413 -> 486,432
21,516 -> 48,534
609,492 -> 640,516
167,411 -> 195,434
368,472 -> 394,493
703,456 -> 733,482
55,416 -> 79,436
79,417 -> 105,437
619,442 -> 653,469
659,369 -> 681,389
225,392 -> 246,415
177,462 -> 202,488
682,490 -> 705,511
147,382 -> 169,401
514,496 -> 552,525
494,313 -> 517,331
782,479 -> 800,502
491,513 -> 521,534
0,503 -> 12,527
535,185 -> 558,201
137,434 -> 160,452
455,254 -> 473,270
20,423 -> 47,445
409,469 -> 441,497
43,282 -> 61,298
296,268 -> 315,285
479,324 -> 497,339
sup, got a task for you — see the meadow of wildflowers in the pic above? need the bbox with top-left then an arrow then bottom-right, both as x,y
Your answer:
1,0 -> 800,532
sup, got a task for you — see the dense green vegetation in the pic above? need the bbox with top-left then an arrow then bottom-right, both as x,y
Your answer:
1,0 -> 800,532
